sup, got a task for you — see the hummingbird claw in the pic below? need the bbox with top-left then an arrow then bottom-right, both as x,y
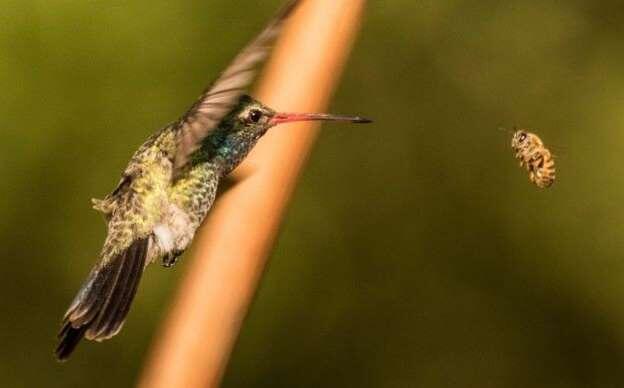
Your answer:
162,250 -> 183,268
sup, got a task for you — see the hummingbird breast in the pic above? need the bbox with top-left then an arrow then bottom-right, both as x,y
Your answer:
151,161 -> 221,259
150,202 -> 193,260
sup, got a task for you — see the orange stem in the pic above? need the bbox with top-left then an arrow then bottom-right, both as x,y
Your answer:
138,1 -> 365,387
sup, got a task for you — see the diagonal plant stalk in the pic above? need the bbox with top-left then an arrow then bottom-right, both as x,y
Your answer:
138,1 -> 366,387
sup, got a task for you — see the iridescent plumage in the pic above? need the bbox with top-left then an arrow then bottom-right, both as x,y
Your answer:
55,0 -> 371,360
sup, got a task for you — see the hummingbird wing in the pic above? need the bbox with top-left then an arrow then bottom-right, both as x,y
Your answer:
173,0 -> 301,174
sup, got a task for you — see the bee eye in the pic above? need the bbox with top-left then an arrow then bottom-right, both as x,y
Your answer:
247,109 -> 262,123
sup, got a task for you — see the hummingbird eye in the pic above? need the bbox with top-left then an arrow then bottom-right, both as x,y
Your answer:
247,109 -> 262,123
518,133 -> 527,142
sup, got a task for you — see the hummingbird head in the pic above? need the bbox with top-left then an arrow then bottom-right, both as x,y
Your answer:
212,95 -> 371,174
228,95 -> 277,141
230,95 -> 372,139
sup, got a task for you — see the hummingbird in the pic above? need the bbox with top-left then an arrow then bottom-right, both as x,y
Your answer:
55,0 -> 371,361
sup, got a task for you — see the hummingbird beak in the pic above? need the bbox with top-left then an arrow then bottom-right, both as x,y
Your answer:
269,112 -> 372,127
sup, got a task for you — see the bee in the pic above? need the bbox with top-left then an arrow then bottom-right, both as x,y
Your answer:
511,129 -> 555,188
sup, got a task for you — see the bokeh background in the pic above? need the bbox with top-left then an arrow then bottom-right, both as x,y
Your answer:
2,0 -> 624,386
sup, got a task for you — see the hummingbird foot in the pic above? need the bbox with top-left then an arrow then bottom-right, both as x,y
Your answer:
162,250 -> 184,268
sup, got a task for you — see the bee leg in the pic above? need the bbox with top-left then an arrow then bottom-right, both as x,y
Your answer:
531,154 -> 544,167
529,171 -> 537,182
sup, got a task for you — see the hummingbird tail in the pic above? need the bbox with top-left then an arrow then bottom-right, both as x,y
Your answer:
55,237 -> 149,361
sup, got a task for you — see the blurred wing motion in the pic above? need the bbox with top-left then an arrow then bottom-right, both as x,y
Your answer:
174,0 -> 301,174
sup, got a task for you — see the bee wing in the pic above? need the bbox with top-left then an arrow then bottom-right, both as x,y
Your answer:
173,0 -> 301,175
548,144 -> 564,159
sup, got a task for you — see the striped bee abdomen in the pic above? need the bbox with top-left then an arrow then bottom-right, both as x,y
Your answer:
511,130 -> 556,188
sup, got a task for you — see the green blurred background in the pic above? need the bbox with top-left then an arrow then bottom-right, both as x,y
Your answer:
2,0 -> 624,386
